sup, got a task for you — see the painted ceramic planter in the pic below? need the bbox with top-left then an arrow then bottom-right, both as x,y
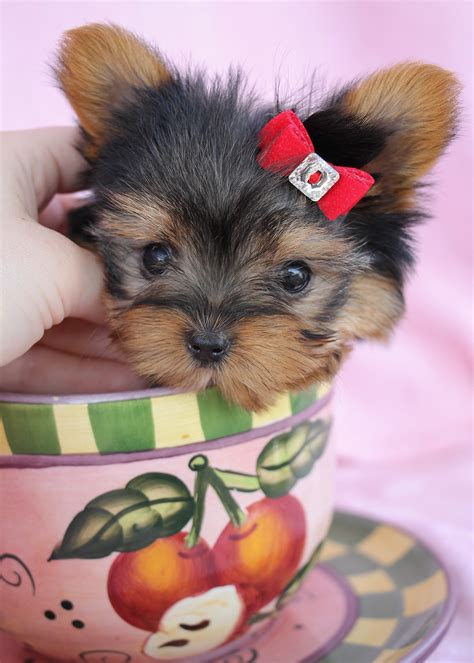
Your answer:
0,383 -> 334,662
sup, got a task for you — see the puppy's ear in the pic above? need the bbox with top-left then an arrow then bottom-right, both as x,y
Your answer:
56,23 -> 170,158
304,62 -> 460,211
309,64 -> 460,343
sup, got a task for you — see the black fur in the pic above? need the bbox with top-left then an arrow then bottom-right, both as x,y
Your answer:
72,72 -> 426,324
344,207 -> 424,284
303,107 -> 387,168
68,203 -> 97,245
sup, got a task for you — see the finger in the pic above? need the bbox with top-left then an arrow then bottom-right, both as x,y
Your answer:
1,127 -> 87,218
0,222 -> 106,366
38,195 -> 69,233
40,228 -> 107,325
0,346 -> 146,394
39,191 -> 94,233
40,319 -> 126,362
58,237 -> 107,324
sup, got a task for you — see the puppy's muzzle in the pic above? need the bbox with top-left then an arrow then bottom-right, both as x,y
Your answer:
187,330 -> 230,365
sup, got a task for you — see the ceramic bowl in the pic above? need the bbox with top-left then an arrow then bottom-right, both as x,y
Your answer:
0,382 -> 334,662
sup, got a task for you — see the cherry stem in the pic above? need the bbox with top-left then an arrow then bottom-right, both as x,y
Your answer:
185,456 -> 209,548
206,466 -> 247,528
186,455 -> 247,537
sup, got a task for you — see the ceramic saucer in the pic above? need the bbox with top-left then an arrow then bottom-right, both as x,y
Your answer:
0,510 -> 456,663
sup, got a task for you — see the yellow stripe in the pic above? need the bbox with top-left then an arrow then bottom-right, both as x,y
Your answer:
319,539 -> 349,561
357,525 -> 414,566
54,403 -> 97,454
373,640 -> 422,663
0,416 -> 12,455
317,381 -> 331,398
403,569 -> 447,616
345,617 -> 397,647
151,392 -> 205,448
348,569 -> 396,594
252,392 -> 292,428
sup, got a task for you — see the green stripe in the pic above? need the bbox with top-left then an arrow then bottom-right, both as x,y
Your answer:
0,403 -> 60,455
290,385 -> 318,415
197,388 -> 252,439
88,398 -> 155,454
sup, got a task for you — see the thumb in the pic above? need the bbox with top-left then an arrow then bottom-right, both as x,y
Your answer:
0,221 -> 105,366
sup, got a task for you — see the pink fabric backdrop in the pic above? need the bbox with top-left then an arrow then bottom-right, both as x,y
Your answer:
1,2 -> 472,660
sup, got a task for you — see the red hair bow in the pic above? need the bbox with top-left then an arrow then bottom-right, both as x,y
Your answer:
257,110 -> 374,220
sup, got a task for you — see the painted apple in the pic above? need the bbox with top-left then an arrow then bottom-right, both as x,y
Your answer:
213,495 -> 306,613
143,584 -> 246,660
108,532 -> 216,631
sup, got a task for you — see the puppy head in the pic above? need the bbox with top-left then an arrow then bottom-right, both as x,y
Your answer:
57,24 -> 460,410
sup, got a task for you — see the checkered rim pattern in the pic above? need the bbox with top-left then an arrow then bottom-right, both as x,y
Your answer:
0,383 -> 331,456
319,511 -> 453,663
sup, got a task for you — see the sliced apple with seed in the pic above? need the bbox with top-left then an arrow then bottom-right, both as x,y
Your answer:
143,585 -> 246,660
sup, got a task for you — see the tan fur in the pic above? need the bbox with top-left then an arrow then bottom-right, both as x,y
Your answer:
341,62 -> 460,209
99,193 -> 180,242
269,224 -> 359,266
335,274 -> 404,340
107,304 -> 214,393
106,294 -> 347,411
97,189 -> 371,410
100,196 -> 405,408
56,24 -> 170,157
61,42 -> 459,408
220,316 -> 347,410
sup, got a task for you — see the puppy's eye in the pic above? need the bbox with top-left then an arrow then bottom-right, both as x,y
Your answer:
143,243 -> 172,274
280,261 -> 311,293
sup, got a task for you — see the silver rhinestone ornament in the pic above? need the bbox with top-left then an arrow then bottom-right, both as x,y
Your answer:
288,152 -> 340,202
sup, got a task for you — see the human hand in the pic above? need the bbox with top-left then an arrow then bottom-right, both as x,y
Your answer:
0,127 -> 145,393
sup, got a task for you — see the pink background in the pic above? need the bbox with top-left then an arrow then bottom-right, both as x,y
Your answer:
1,1 -> 472,660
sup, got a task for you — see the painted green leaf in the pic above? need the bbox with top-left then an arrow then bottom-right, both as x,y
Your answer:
50,474 -> 194,560
214,469 -> 260,492
257,418 -> 331,497
127,473 -> 195,538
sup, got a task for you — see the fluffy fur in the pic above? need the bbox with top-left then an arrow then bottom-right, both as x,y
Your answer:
57,24 -> 460,410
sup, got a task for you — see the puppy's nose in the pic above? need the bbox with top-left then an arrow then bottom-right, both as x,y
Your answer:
188,331 -> 230,364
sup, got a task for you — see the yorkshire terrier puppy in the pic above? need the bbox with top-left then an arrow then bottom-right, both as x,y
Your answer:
56,24 -> 459,410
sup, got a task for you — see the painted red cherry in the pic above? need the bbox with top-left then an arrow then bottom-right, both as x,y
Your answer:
107,532 -> 216,631
212,495 -> 306,614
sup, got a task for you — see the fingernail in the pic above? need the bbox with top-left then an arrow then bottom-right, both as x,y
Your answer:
72,189 -> 95,201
